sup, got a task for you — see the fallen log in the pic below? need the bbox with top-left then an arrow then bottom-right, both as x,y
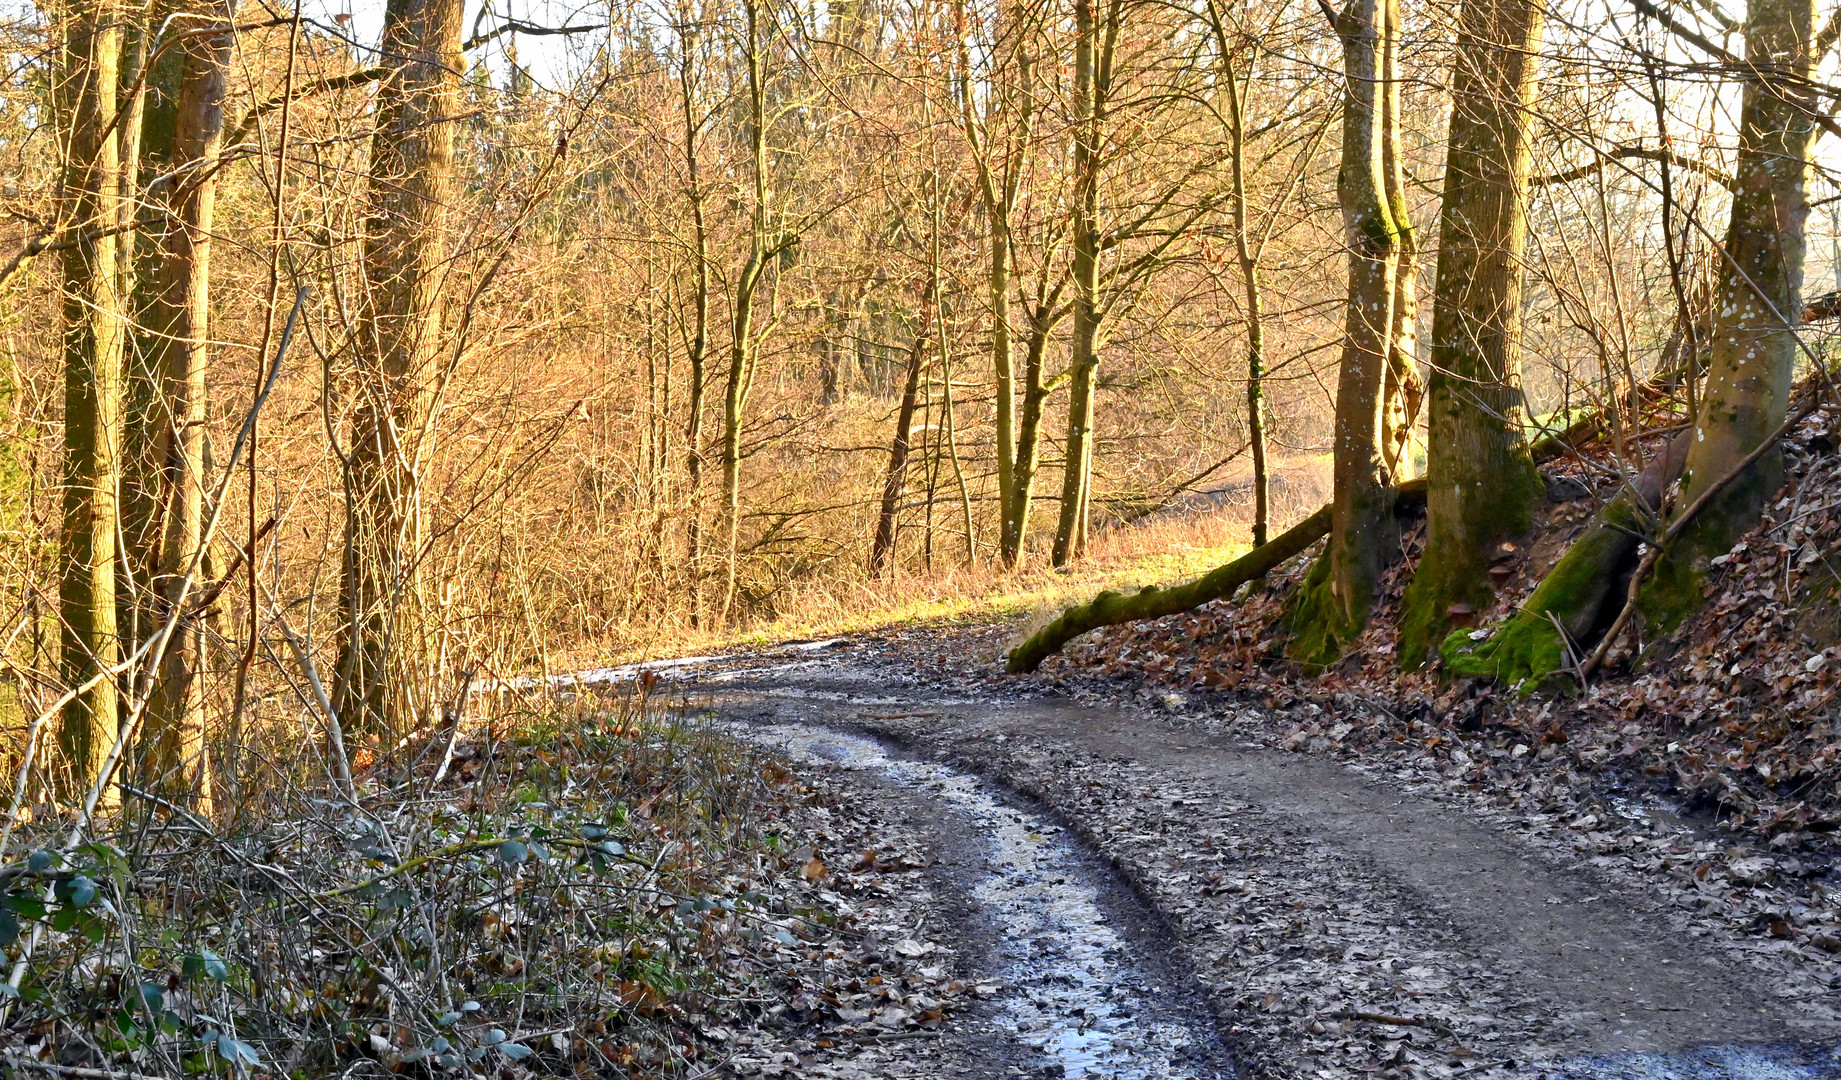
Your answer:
1006,478 -> 1426,673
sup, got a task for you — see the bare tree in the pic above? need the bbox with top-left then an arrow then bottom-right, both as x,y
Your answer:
335,0 -> 466,735
1397,0 -> 1547,667
58,0 -> 130,794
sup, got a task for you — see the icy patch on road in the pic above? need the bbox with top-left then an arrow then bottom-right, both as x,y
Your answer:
738,721 -> 1221,1079
1547,1045 -> 1841,1079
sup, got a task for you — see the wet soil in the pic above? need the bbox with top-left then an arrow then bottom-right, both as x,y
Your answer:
629,637 -> 1841,1077
717,717 -> 1237,1079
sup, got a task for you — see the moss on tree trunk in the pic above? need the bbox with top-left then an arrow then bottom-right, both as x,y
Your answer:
1284,0 -> 1402,669
1452,0 -> 1814,687
1444,434 -> 1689,687
1633,0 -> 1813,637
1396,0 -> 1547,668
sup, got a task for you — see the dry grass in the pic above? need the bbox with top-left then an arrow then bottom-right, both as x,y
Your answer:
568,454 -> 1334,666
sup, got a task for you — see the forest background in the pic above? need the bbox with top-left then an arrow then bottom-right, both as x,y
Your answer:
6,0 -> 1841,804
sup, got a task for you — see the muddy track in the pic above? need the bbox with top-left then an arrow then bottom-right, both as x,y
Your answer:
648,641 -> 1841,1077
731,720 -> 1238,1079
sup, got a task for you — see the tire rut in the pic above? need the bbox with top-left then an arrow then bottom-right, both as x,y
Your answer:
680,648 -> 1841,1077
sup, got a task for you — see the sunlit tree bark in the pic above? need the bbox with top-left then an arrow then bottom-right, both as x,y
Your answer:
1379,0 -> 1423,481
336,0 -> 464,735
718,0 -> 773,623
59,0 -> 130,795
141,6 -> 234,807
1449,0 -> 1814,683
1285,0 -> 1401,667
1638,0 -> 1815,631
1397,0 -> 1547,668
1052,0 -> 1118,566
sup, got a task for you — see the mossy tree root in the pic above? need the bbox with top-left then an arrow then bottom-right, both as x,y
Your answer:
1006,479 -> 1428,674
1443,432 -> 1689,689
1006,506 -> 1329,674
1282,549 -> 1350,670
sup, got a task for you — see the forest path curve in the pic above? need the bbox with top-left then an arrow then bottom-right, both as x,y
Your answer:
674,641 -> 1841,1077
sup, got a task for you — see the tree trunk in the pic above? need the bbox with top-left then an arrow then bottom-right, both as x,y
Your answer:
1221,54 -> 1269,548
1052,0 -> 1112,567
59,0 -> 129,797
1444,434 -> 1689,684
335,0 -> 463,737
1454,0 -> 1815,686
142,8 -> 233,807
1638,0 -> 1815,632
1009,305 -> 1056,563
990,214 -> 1020,560
1009,478 -> 1433,672
1378,0 -> 1424,482
870,328 -> 929,577
677,16 -> 710,627
719,0 -> 772,625
958,2 -> 1034,568
1285,0 -> 1401,668
1396,0 -> 1547,669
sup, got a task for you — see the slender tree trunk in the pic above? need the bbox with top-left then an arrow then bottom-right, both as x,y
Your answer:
1010,307 -> 1055,562
59,0 -> 129,797
335,0 -> 463,736
1396,0 -> 1547,668
870,326 -> 929,577
958,2 -> 1034,568
989,215 -> 1020,559
719,0 -> 771,625
678,18 -> 710,628
1053,0 -> 1112,567
1221,56 -> 1269,548
1285,0 -> 1400,667
1379,0 -> 1424,482
1639,0 -> 1815,630
928,164 -> 977,566
141,8 -> 232,807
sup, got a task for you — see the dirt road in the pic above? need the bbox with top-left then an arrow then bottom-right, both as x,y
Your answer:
674,640 -> 1841,1077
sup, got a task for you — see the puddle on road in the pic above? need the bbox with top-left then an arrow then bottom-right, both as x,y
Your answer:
1546,1045 -> 1841,1079
732,720 -> 1224,1080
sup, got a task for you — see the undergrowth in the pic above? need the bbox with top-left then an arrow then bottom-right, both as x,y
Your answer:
0,686 -> 833,1078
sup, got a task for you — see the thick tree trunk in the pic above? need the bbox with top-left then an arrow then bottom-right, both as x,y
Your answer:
1285,0 -> 1400,668
1638,0 -> 1815,631
1445,433 -> 1689,685
1454,0 -> 1815,686
59,0 -> 129,796
142,10 -> 232,807
335,0 -> 463,736
1396,0 -> 1547,669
